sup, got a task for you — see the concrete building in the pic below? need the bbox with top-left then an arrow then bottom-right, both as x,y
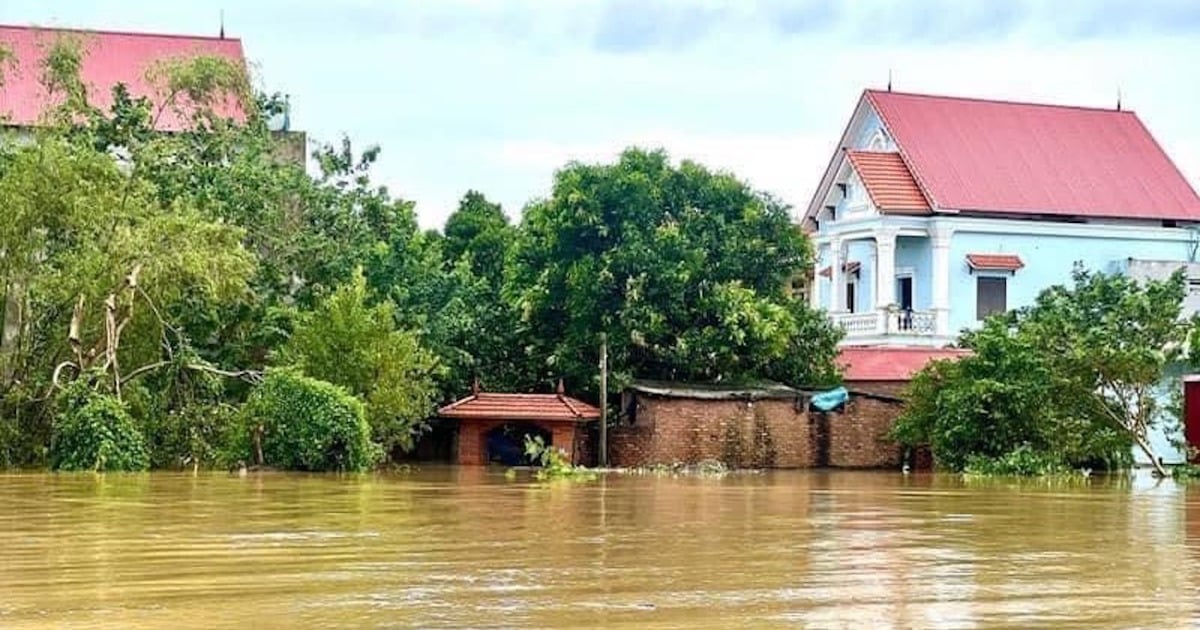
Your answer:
806,89 -> 1200,464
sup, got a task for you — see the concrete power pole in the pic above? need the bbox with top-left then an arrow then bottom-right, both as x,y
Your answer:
599,333 -> 608,467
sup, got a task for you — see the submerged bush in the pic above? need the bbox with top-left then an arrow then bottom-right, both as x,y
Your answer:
962,444 -> 1070,477
240,370 -> 381,472
51,381 -> 150,472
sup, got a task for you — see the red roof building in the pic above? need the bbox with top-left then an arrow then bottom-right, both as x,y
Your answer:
864,90 -> 1200,220
805,88 -> 1200,354
0,24 -> 246,130
438,382 -> 600,466
838,346 -> 970,397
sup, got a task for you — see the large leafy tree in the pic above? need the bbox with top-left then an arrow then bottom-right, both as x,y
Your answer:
894,266 -> 1195,476
510,147 -> 841,396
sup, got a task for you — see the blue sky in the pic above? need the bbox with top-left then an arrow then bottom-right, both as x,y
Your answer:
4,1 -> 1200,229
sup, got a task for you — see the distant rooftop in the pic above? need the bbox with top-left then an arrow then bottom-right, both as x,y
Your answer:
0,23 -> 246,131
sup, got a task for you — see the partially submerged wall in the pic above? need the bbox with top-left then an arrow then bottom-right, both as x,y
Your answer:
610,392 -> 902,469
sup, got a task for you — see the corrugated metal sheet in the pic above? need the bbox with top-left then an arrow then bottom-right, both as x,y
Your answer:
627,379 -> 801,401
966,253 -> 1024,271
838,346 -> 969,382
438,392 -> 600,422
846,150 -> 930,213
866,90 -> 1200,220
0,24 -> 246,131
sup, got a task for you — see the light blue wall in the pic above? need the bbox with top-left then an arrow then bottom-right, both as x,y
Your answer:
946,228 -> 1195,335
895,236 -> 932,309
846,240 -> 874,311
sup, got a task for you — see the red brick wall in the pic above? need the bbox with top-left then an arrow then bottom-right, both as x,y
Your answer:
611,396 -> 812,468
610,393 -> 904,469
826,397 -> 903,468
455,420 -> 593,466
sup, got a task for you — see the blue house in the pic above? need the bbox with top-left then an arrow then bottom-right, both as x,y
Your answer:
805,89 -> 1200,464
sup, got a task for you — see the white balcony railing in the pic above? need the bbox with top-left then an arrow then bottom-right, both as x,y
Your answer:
832,312 -> 879,335
830,309 -> 938,337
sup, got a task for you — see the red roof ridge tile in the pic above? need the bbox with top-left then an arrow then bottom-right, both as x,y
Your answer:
0,23 -> 243,44
864,88 -> 1138,115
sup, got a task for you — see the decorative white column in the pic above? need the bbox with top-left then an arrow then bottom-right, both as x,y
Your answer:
931,227 -> 953,337
875,230 -> 897,334
829,237 -> 843,312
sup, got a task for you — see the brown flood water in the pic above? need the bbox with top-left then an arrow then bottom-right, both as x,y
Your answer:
2,469 -> 1200,629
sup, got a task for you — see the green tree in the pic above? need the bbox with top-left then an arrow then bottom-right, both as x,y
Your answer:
282,270 -> 441,457
894,266 -> 1191,476
510,147 -> 840,396
443,190 -> 512,282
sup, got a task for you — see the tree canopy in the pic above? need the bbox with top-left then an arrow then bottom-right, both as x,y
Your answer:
0,36 -> 840,471
511,148 -> 841,395
893,266 -> 1196,476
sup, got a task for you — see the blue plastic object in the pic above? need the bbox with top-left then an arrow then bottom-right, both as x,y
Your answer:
810,386 -> 849,412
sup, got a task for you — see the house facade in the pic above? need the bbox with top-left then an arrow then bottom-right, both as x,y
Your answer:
806,89 -> 1200,464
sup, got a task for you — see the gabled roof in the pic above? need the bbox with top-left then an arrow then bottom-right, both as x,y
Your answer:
0,24 -> 246,131
838,346 -> 969,382
865,89 -> 1200,220
438,391 -> 601,423
845,150 -> 930,214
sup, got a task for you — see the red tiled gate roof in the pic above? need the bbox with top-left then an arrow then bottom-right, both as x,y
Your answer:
865,90 -> 1200,220
838,346 -> 970,382
439,392 -> 601,423
0,24 -> 246,130
845,150 -> 930,214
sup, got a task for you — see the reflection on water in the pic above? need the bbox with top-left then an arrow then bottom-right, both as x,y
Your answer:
1,469 -> 1199,629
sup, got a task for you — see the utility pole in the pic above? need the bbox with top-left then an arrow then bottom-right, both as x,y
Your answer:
599,332 -> 608,467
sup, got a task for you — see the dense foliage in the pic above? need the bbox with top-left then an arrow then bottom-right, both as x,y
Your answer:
51,378 -> 150,472
238,371 -> 380,472
281,270 -> 441,456
0,36 -> 839,471
894,267 -> 1195,476
511,148 -> 842,395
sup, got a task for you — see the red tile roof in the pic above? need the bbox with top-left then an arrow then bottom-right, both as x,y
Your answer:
838,346 -> 970,382
846,150 -> 931,214
966,253 -> 1024,272
438,392 -> 601,423
0,24 -> 246,131
818,261 -> 860,278
865,90 -> 1200,220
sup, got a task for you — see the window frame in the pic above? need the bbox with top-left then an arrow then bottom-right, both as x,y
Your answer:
975,274 -> 1008,320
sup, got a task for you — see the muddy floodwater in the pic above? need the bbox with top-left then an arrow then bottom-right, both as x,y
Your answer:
2,469 -> 1200,629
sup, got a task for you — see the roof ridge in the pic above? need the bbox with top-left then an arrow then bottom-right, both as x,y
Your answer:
557,393 -> 583,417
0,23 -> 242,44
865,88 -> 1136,115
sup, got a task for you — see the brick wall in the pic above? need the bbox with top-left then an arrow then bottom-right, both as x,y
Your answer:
826,397 -> 903,468
610,393 -> 904,469
611,396 -> 812,468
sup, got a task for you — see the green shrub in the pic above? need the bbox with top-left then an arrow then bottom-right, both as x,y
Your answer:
522,434 -> 596,481
240,370 -> 381,472
51,380 -> 150,472
962,444 -> 1070,477
281,270 -> 441,459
